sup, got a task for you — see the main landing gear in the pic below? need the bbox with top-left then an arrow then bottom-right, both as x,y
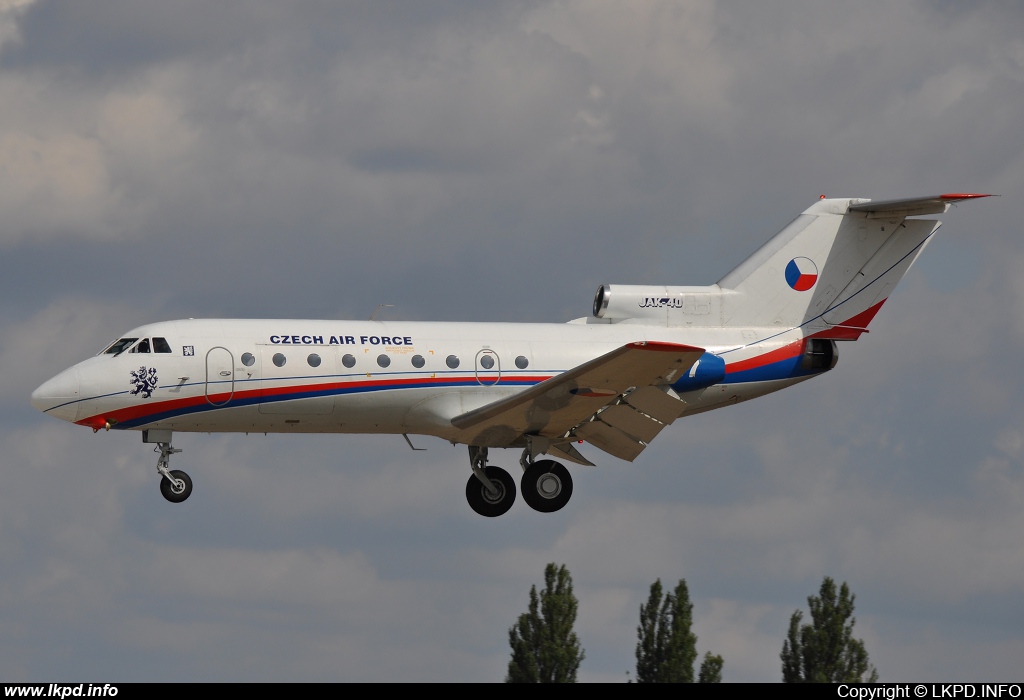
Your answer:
144,430 -> 193,503
520,459 -> 573,513
466,446 -> 516,517
464,445 -> 574,517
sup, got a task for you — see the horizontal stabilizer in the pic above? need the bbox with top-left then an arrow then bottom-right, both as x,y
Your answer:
849,193 -> 992,218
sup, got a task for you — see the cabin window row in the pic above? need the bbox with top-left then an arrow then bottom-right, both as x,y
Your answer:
103,339 -> 531,370
240,351 -> 531,370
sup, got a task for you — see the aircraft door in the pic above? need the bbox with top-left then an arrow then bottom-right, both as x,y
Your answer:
475,349 -> 501,386
205,347 -> 235,406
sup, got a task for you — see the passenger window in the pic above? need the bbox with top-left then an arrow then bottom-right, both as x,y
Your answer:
377,354 -> 391,368
342,354 -> 356,368
272,353 -> 287,367
515,356 -> 529,369
480,355 -> 494,370
307,353 -> 322,368
241,353 -> 255,367
411,355 -> 425,368
103,338 -> 138,355
446,355 -> 460,369
153,337 -> 172,353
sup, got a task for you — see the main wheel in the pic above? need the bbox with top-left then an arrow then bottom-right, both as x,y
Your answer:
521,460 -> 573,513
160,469 -> 193,503
465,466 -> 516,517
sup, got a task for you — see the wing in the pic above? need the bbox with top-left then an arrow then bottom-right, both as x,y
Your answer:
451,341 -> 703,462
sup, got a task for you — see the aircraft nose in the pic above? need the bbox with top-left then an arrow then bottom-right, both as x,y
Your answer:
31,367 -> 81,422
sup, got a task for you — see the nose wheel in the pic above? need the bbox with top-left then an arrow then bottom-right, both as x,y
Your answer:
160,469 -> 193,503
149,434 -> 193,504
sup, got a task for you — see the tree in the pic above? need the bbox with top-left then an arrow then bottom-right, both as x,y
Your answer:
699,652 -> 724,683
506,563 -> 585,683
781,577 -> 878,683
636,578 -> 720,683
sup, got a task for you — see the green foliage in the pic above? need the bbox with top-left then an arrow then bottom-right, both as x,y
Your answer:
781,577 -> 878,683
698,652 -> 724,683
636,578 -> 719,683
506,563 -> 585,683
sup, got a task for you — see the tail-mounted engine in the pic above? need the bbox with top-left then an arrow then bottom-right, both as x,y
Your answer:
593,284 -> 725,324
800,338 -> 838,371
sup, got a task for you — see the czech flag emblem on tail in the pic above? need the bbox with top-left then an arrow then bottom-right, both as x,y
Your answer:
785,257 -> 818,291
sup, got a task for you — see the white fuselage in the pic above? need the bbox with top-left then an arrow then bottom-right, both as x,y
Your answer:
31,317 -> 822,446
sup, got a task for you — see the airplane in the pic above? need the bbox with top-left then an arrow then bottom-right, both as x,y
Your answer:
30,193 -> 991,516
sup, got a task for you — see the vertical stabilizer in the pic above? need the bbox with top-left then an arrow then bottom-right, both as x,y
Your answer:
715,196 -> 969,337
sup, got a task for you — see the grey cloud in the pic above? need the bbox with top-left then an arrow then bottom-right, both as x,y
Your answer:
2,0 -> 1023,682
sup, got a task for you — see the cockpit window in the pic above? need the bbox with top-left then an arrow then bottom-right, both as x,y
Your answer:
131,339 -> 151,354
153,337 -> 172,353
103,338 -> 138,355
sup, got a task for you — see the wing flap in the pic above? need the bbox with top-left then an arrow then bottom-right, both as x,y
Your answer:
547,442 -> 595,467
451,341 -> 704,443
574,421 -> 647,462
623,385 -> 689,424
598,404 -> 666,443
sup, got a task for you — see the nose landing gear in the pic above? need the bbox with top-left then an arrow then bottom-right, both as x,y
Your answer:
144,430 -> 193,503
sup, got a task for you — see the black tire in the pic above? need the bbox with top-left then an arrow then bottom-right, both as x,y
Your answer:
520,460 -> 573,513
465,465 -> 516,517
160,469 -> 193,503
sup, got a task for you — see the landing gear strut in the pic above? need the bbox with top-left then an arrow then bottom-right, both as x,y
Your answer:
465,446 -> 516,517
144,430 -> 193,503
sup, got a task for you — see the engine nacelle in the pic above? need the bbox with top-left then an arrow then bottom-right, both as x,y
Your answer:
670,352 -> 726,393
593,284 -> 725,324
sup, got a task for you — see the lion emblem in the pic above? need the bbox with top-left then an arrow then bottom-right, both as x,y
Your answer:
130,366 -> 159,398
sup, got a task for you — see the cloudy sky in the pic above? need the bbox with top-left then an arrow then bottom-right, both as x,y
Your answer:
2,0 -> 1022,682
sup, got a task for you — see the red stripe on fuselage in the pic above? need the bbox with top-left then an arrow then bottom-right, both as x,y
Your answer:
725,340 -> 803,374
75,374 -> 555,428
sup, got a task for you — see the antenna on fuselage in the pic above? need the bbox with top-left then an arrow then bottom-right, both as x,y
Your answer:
369,304 -> 394,320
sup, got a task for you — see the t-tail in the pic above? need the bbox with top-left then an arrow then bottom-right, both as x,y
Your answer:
592,194 -> 992,338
